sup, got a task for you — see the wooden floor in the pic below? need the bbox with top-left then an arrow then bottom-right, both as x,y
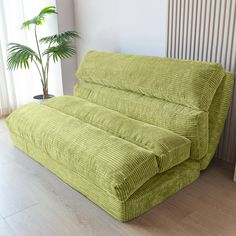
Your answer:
0,119 -> 236,236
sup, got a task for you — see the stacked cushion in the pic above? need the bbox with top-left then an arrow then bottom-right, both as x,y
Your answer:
6,51 -> 233,221
7,98 -> 191,201
77,51 -> 225,110
74,82 -> 208,160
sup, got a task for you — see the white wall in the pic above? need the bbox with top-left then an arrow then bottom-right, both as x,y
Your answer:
74,0 -> 168,61
56,0 -> 78,95
57,0 -> 168,94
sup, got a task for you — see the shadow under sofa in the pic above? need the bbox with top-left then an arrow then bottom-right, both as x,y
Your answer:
6,51 -> 234,222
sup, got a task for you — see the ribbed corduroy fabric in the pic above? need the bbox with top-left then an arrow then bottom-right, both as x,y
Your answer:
45,96 -> 191,173
6,51 -> 234,221
77,51 -> 225,111
74,82 -> 208,160
200,72 -> 234,169
7,101 -> 190,201
10,131 -> 200,222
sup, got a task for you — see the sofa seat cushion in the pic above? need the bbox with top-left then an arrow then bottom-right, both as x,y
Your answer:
44,96 -> 191,173
9,132 -> 201,221
6,99 -> 190,201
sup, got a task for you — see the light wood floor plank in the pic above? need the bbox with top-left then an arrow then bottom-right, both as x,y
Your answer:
0,215 -> 15,236
234,164 -> 236,182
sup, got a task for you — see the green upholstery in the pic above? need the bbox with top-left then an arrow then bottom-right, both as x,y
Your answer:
200,72 -> 234,169
7,101 -> 190,201
45,96 -> 191,174
6,51 -> 233,221
77,51 -> 225,111
8,132 -> 201,222
74,82 -> 208,160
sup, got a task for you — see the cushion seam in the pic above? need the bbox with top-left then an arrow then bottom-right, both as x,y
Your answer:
43,100 -> 190,157
79,80 -> 203,112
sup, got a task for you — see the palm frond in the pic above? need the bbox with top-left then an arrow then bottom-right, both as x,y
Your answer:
21,6 -> 57,29
7,43 -> 38,70
40,31 -> 80,44
43,42 -> 76,62
39,6 -> 57,16
21,16 -> 43,29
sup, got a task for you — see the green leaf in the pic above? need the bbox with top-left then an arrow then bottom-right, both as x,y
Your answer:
21,6 -> 57,29
7,43 -> 38,70
43,42 -> 76,62
40,31 -> 80,44
39,6 -> 57,16
21,16 -> 43,29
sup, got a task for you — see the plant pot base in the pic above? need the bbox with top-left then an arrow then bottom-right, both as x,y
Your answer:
33,94 -> 55,103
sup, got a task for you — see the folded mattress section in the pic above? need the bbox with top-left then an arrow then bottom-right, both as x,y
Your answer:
6,98 -> 191,201
44,96 -> 191,172
74,82 -> 208,160
77,51 -> 224,111
9,132 -> 201,221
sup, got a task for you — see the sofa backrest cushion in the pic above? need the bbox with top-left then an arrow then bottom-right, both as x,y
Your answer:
76,51 -> 225,111
75,51 -> 232,161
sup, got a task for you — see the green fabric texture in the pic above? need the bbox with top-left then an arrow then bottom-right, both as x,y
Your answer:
76,51 -> 225,111
44,96 -> 191,173
74,82 -> 208,160
200,72 -> 234,169
6,51 -> 234,221
10,131 -> 200,222
7,101 -> 190,201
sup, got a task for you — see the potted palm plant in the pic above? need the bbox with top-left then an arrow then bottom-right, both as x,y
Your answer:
7,6 -> 80,102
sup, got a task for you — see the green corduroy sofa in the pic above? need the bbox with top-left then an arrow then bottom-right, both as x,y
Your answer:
6,51 -> 234,222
